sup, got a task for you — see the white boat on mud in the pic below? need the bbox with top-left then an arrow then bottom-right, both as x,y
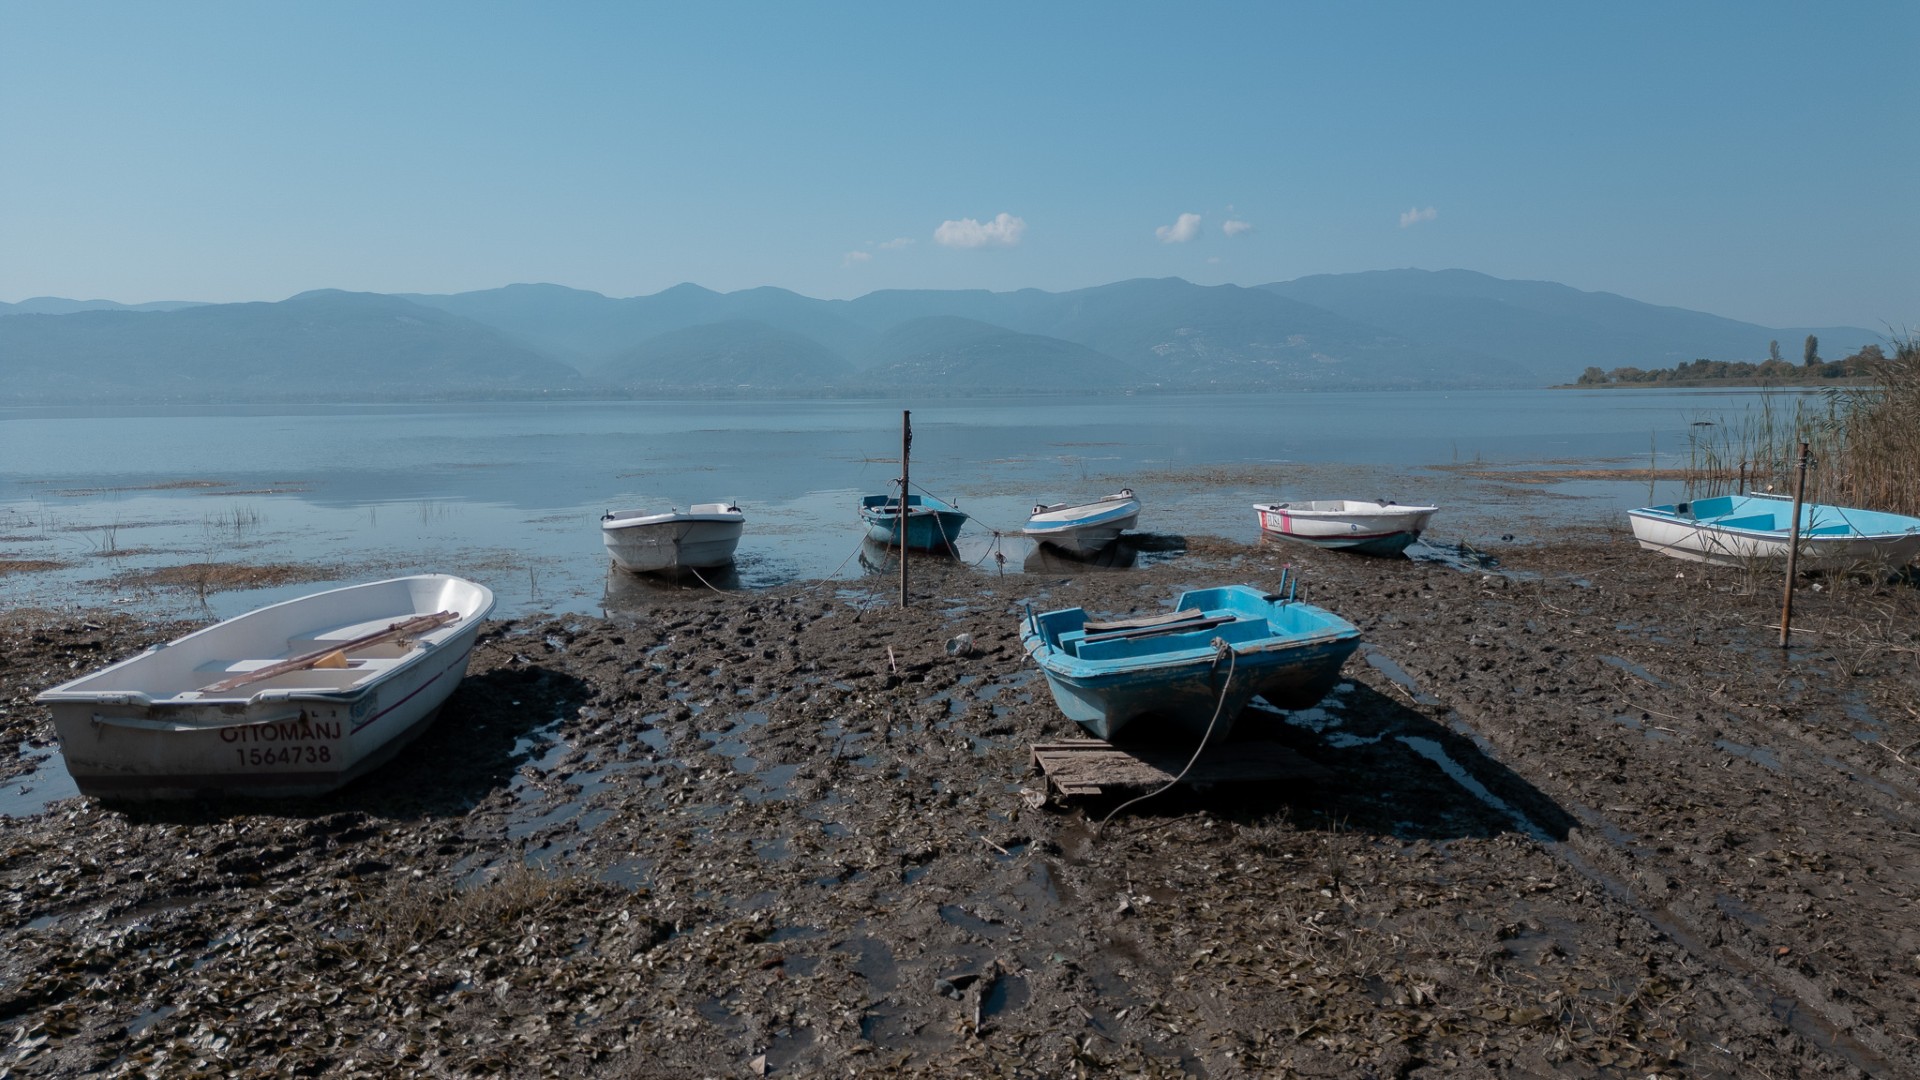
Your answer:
601,503 -> 745,572
1628,493 -> 1920,568
1024,489 -> 1141,556
1254,500 -> 1438,556
36,575 -> 495,800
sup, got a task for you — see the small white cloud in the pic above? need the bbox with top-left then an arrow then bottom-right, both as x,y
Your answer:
1206,256 -> 1223,265
842,251 -> 873,266
1155,212 -> 1203,243
1222,218 -> 1253,237
1399,206 -> 1438,228
934,213 -> 1026,248
876,237 -> 914,250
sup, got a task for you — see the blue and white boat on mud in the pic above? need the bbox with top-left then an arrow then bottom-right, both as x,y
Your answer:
1024,488 -> 1141,556
859,492 -> 968,552
1628,492 -> 1920,569
1021,580 -> 1361,742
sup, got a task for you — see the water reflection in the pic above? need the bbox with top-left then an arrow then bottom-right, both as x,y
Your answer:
856,538 -> 963,577
1023,537 -> 1140,573
602,562 -> 744,612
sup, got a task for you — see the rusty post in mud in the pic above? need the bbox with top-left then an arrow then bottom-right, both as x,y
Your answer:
900,409 -> 911,608
1779,441 -> 1809,648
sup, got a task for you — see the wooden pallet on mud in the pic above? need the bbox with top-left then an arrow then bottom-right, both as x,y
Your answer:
1030,738 -> 1331,799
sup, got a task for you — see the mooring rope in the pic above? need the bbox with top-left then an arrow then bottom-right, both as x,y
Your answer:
1096,638 -> 1238,830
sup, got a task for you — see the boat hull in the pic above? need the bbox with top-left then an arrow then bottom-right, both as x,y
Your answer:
1628,495 -> 1920,568
602,505 -> 745,572
1022,585 -> 1360,742
37,576 -> 494,800
860,494 -> 967,551
1254,501 -> 1436,556
1025,491 -> 1141,556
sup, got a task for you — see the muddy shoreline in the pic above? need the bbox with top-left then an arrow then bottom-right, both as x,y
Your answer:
3,528 -> 1918,1077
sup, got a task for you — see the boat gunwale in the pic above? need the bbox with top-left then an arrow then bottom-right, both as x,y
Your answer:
34,575 -> 494,710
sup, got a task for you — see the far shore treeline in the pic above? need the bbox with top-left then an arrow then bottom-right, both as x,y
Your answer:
0,270 -> 1883,404
1674,334 -> 1919,518
1573,338 -> 1892,388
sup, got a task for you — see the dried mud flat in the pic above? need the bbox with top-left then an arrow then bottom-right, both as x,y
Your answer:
3,531 -> 1918,1078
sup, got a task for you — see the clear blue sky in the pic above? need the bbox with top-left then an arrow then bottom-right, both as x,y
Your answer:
3,2 -> 1914,329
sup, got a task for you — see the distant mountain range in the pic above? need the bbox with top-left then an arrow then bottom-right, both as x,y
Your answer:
0,272 -> 1882,403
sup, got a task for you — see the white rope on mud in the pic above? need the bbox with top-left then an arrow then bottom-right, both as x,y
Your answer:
683,564 -> 727,594
1096,638 -> 1237,831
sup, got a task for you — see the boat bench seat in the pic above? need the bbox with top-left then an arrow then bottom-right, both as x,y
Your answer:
1710,514 -> 1779,530
1804,524 -> 1855,536
201,656 -> 403,673
285,616 -> 440,656
193,655 -> 405,692
1067,616 -> 1270,662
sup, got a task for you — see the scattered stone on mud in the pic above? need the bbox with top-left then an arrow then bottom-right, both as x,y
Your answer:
3,531 -> 1917,1077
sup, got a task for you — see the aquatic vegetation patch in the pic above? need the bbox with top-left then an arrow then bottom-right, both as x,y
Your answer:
114,561 -> 336,594
0,558 -> 69,576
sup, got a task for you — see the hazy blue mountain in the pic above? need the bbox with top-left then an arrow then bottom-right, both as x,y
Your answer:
855,316 -> 1140,389
0,290 -> 581,402
402,282 -> 877,364
1,296 -> 204,315
997,278 -> 1529,387
833,288 -> 1047,332
1262,269 -> 1881,381
600,320 -> 854,390
7,270 -> 1886,402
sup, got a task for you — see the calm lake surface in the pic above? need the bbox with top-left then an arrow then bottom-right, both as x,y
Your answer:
0,389 -> 1793,619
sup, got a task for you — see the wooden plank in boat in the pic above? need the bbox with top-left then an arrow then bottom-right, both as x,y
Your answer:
1078,615 -> 1236,646
1030,738 -> 1330,798
1081,608 -> 1204,633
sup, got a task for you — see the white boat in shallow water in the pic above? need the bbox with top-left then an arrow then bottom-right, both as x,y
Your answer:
1254,500 -> 1438,556
601,503 -> 745,572
1628,493 -> 1920,567
1025,489 -> 1141,556
36,575 -> 494,800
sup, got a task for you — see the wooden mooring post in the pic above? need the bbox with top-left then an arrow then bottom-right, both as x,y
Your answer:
899,409 -> 911,608
1779,440 -> 1809,648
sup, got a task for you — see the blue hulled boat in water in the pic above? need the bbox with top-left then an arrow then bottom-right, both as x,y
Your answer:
1021,580 -> 1361,742
859,493 -> 968,552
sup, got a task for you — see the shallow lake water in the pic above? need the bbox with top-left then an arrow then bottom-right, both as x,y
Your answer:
0,388 -> 1796,619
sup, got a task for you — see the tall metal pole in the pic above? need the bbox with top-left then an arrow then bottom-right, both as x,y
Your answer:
1778,440 -> 1809,648
899,409 -> 911,608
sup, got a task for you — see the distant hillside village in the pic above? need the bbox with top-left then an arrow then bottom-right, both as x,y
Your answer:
1574,337 -> 1890,387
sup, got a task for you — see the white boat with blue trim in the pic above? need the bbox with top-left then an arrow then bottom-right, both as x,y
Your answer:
1628,493 -> 1920,567
1024,489 -> 1141,556
36,575 -> 494,800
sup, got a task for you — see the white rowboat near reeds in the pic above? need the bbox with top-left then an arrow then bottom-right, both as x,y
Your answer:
1628,493 -> 1920,568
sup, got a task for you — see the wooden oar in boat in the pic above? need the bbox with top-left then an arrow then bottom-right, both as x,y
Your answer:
200,610 -> 460,693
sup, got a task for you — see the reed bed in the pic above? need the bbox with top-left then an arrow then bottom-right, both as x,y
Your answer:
1683,333 -> 1920,515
